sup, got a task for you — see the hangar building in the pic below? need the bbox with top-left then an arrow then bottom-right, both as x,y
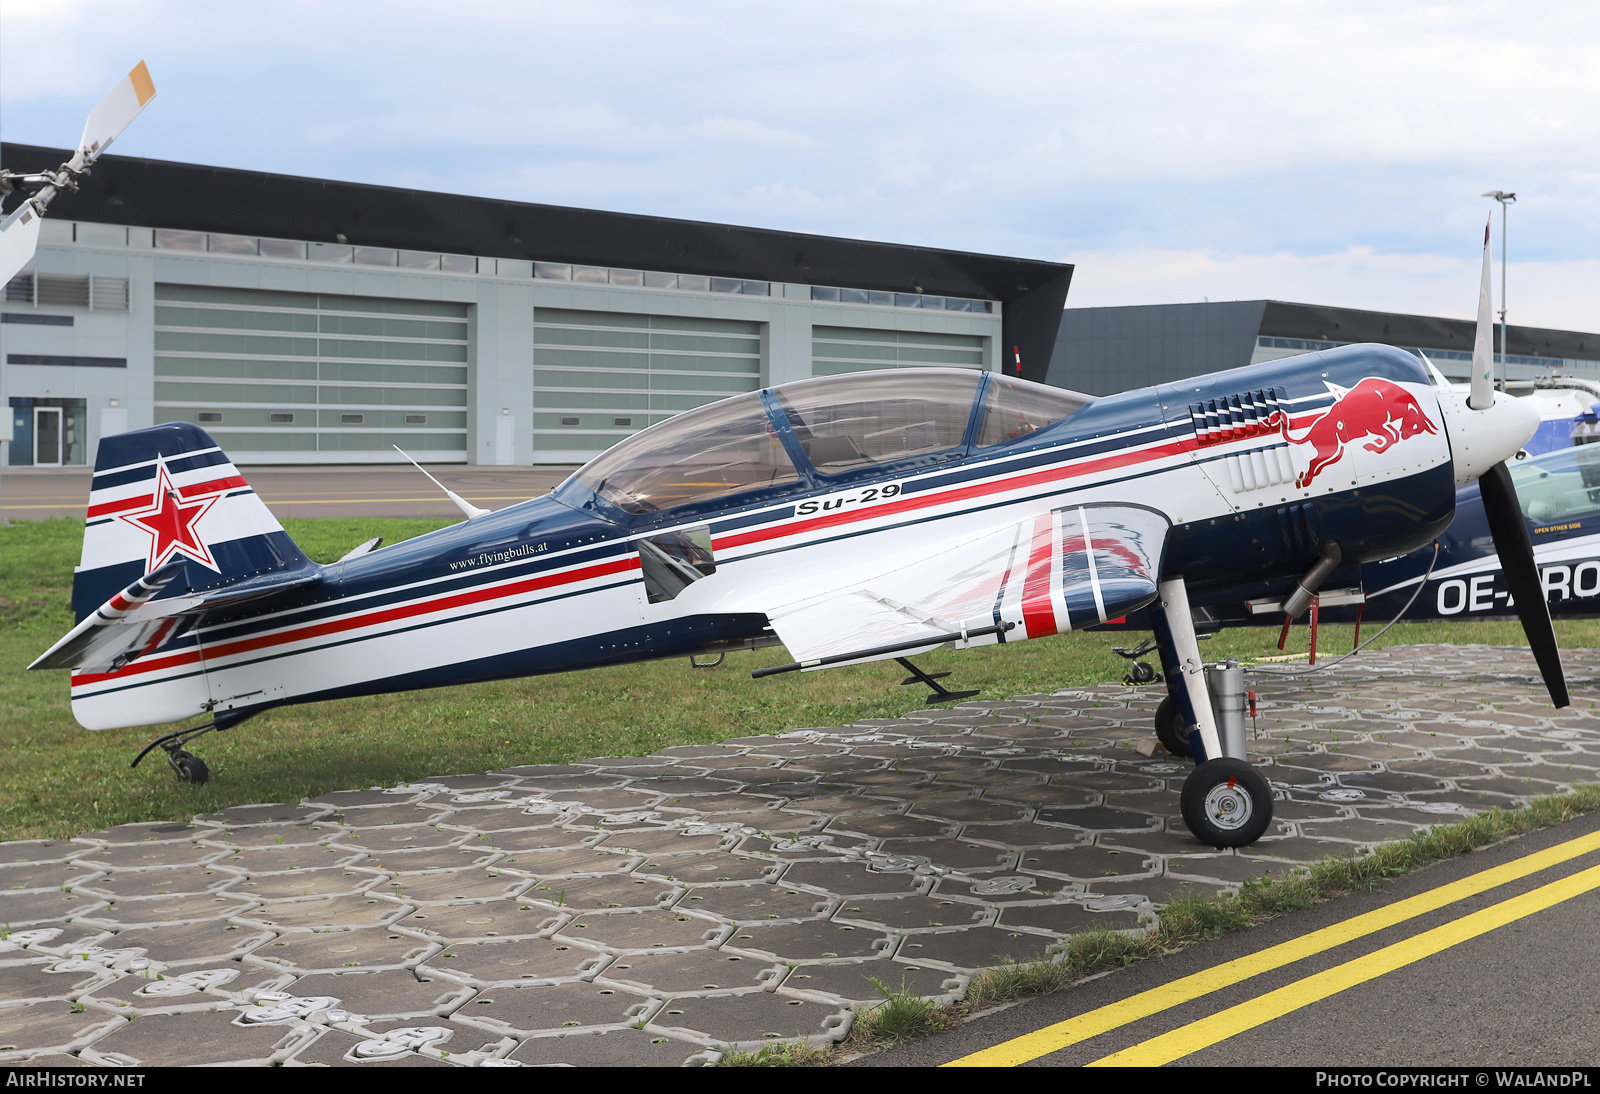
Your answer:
0,142 -> 1072,468
1047,299 -> 1600,396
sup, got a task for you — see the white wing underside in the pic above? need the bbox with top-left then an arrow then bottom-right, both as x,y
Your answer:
761,505 -> 1171,669
768,525 -> 1025,666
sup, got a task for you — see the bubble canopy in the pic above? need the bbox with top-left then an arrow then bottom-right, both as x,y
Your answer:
561,368 -> 1088,519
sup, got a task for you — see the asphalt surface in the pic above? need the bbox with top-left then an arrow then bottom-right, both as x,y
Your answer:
0,464 -> 577,521
858,807 -> 1600,1068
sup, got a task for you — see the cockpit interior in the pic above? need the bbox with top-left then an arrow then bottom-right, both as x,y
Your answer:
560,368 -> 1089,520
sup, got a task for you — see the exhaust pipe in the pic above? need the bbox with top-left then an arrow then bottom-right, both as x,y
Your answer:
1281,540 -> 1342,620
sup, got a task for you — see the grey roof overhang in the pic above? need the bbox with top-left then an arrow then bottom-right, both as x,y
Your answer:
1260,300 -> 1597,361
1,142 -> 1073,382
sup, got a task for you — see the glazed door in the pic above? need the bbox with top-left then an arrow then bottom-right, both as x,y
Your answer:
33,407 -> 62,467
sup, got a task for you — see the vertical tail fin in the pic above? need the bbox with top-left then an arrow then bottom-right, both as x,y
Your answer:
75,423 -> 309,621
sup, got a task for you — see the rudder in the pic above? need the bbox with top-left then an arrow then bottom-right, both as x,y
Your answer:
75,423 -> 309,621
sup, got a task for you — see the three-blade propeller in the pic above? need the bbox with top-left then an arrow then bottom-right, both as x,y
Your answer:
1458,217 -> 1569,707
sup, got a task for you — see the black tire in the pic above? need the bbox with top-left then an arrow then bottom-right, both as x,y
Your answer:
1181,758 -> 1273,848
1154,695 -> 1193,758
172,751 -> 210,785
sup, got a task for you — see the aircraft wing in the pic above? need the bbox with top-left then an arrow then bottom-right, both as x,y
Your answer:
763,504 -> 1170,668
30,561 -> 321,673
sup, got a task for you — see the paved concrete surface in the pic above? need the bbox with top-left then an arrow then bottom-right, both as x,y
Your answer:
0,465 -> 577,521
0,645 -> 1594,1067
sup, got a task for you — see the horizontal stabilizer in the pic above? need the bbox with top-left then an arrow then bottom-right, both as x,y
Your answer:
33,559 -> 320,673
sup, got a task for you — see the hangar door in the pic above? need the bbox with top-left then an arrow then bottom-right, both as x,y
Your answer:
153,284 -> 470,463
532,307 -> 762,463
811,326 -> 989,376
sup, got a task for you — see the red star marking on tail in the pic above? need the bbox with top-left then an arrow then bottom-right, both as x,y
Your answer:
117,457 -> 223,573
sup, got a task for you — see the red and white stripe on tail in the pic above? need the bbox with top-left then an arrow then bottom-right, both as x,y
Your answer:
73,423 -> 308,623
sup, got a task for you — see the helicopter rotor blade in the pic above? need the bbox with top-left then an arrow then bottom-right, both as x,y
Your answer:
0,201 -> 45,288
69,61 -> 156,171
0,63 -> 155,288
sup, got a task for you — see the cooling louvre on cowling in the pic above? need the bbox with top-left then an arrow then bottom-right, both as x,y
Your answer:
1189,387 -> 1287,446
1189,387 -> 1296,493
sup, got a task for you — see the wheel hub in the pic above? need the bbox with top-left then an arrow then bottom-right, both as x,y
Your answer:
1202,777 -> 1253,831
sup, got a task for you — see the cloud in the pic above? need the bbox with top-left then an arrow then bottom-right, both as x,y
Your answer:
1,0 -> 1597,331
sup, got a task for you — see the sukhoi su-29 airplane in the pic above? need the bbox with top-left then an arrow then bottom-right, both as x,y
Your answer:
10,69 -> 1567,848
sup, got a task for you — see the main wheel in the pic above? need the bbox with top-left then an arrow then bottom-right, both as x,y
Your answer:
1180,758 -> 1272,848
1154,695 -> 1193,757
170,750 -> 210,785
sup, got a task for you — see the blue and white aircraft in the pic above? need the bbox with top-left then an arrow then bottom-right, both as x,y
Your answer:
12,73 -> 1562,849
1317,441 -> 1600,626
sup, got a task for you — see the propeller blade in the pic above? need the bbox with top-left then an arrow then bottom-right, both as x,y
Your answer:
1469,218 -> 1496,410
70,61 -> 156,171
0,200 -> 44,288
1479,461 -> 1568,707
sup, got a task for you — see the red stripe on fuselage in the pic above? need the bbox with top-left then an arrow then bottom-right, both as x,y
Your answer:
70,555 -> 642,688
713,434 -> 1196,554
712,404 -> 1332,557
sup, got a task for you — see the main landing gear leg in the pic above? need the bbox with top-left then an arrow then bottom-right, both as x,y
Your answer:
1153,577 -> 1274,848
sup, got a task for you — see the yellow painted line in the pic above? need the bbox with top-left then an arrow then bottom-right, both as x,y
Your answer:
1092,860 -> 1600,1066
942,827 -> 1600,1067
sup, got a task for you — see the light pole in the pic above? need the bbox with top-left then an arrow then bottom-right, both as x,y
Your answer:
1483,190 -> 1516,390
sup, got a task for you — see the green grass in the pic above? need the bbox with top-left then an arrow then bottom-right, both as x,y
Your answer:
2,515 -> 1591,841
715,1041 -> 835,1067
852,979 -> 954,1045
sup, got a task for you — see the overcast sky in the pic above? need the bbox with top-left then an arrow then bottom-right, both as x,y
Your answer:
2,1 -> 1596,330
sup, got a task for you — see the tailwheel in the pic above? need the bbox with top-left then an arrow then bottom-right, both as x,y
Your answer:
167,749 -> 210,785
1154,694 -> 1193,757
1181,758 -> 1272,848
131,715 -> 246,782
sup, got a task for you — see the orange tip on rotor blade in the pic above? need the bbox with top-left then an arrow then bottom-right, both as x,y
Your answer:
129,61 -> 156,106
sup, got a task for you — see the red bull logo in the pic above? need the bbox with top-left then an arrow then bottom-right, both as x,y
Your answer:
1278,377 -> 1438,488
